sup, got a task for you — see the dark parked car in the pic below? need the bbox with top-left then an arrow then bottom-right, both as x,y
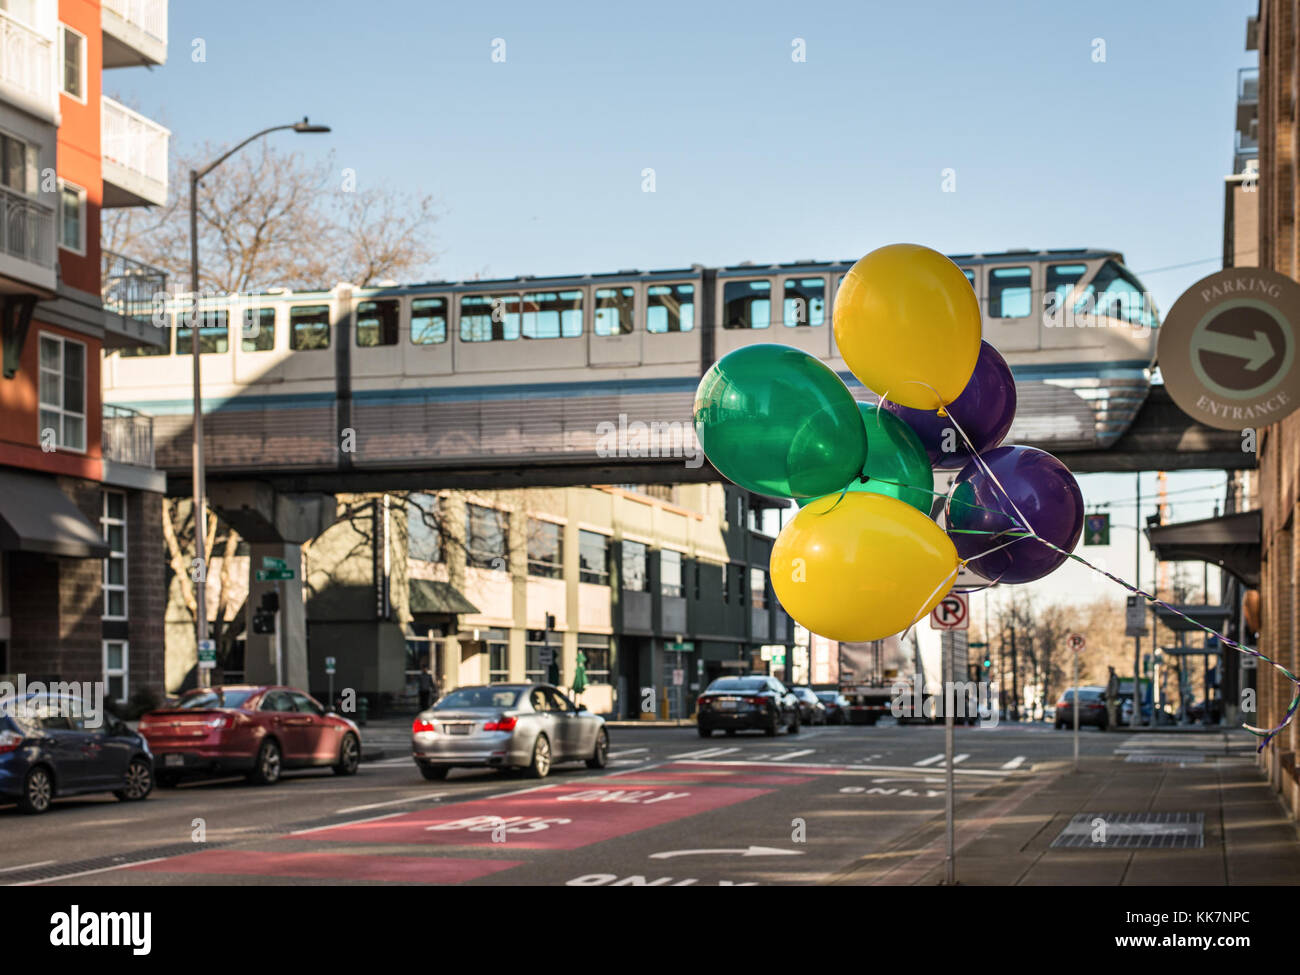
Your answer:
789,686 -> 828,725
1054,686 -> 1108,729
816,690 -> 850,724
0,693 -> 154,814
697,676 -> 800,737
139,685 -> 361,786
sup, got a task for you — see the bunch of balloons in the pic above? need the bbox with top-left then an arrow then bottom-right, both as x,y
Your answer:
693,243 -> 1084,643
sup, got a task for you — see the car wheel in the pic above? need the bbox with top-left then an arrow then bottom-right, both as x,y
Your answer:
18,766 -> 53,815
527,735 -> 552,779
586,729 -> 609,769
765,715 -> 778,737
419,764 -> 449,781
698,725 -> 713,738
247,738 -> 282,785
333,733 -> 360,776
788,712 -> 801,734
113,757 -> 154,802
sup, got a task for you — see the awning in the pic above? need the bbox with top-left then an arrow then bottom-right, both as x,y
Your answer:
0,469 -> 109,558
409,579 -> 479,615
1146,509 -> 1260,587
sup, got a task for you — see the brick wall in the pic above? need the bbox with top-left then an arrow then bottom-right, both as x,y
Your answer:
126,489 -> 166,700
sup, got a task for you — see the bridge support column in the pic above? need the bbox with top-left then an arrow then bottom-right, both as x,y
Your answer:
208,483 -> 335,691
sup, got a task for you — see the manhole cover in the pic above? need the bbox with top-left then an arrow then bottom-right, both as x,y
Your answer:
1124,753 -> 1205,765
1050,812 -> 1204,849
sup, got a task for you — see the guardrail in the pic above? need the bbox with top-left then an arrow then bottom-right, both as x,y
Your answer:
102,404 -> 155,468
102,96 -> 170,196
103,0 -> 167,44
103,249 -> 167,323
0,9 -> 52,108
0,184 -> 54,268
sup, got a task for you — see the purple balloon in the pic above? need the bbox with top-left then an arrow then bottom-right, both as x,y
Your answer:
945,445 -> 1083,584
884,340 -> 1015,469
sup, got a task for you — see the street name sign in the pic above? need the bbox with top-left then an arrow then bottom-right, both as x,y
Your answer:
256,569 -> 294,582
1084,512 -> 1110,545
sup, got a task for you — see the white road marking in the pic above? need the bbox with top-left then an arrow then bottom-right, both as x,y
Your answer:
609,748 -> 648,757
914,753 -> 945,766
363,758 -> 416,768
0,860 -> 55,874
13,856 -> 170,886
769,749 -> 816,761
669,746 -> 740,759
289,810 -> 409,835
952,754 -> 969,764
1001,756 -> 1026,770
335,793 -> 444,815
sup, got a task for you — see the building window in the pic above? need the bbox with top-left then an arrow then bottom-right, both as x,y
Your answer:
289,305 -> 330,350
485,628 -> 509,683
0,131 -> 37,196
622,540 -> 647,592
578,530 -> 609,585
646,283 -> 694,333
176,308 -> 229,354
988,266 -> 1032,319
521,290 -> 583,339
103,640 -> 128,703
38,333 -> 85,452
466,504 -> 508,570
782,277 -> 825,326
61,25 -> 85,100
240,308 -> 275,352
527,519 -> 562,578
693,562 -> 701,601
408,493 -> 442,563
595,287 -> 635,336
525,635 -> 551,683
356,299 -> 399,347
58,181 -> 85,254
102,491 -> 127,619
751,568 -> 768,609
411,297 -> 447,344
723,279 -> 772,329
661,549 -> 683,597
578,633 -> 611,685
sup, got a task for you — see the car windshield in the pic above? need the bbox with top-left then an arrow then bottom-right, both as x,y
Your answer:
177,689 -> 255,709
707,678 -> 767,693
435,688 -> 524,709
816,692 -> 836,701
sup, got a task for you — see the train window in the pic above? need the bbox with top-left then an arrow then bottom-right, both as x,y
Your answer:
240,308 -> 276,352
522,290 -> 583,339
176,309 -> 229,355
595,287 -> 635,336
411,297 -> 447,344
356,299 -> 399,347
460,294 -> 521,342
723,280 -> 771,329
987,266 -> 1032,318
646,283 -> 694,333
782,277 -> 825,327
1045,264 -> 1087,318
1075,260 -> 1155,328
120,318 -> 169,356
960,268 -> 976,289
289,305 -> 331,350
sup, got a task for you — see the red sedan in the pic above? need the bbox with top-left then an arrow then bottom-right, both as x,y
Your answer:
138,685 -> 362,786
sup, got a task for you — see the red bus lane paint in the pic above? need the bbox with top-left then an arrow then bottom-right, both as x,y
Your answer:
297,784 -> 772,850
125,851 -> 524,884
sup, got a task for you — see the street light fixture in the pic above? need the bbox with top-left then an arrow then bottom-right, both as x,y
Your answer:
188,118 -> 331,686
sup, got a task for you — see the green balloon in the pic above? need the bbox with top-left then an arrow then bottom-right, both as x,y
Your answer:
797,403 -> 934,514
694,344 -> 867,499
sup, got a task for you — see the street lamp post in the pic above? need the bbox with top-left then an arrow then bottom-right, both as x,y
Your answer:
188,118 -> 331,686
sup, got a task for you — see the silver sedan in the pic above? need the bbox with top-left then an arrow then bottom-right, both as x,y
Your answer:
412,683 -> 608,780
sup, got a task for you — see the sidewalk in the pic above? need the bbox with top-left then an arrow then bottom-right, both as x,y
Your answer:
831,733 -> 1300,885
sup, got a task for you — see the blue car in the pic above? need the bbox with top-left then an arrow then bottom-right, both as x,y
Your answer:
0,693 -> 154,814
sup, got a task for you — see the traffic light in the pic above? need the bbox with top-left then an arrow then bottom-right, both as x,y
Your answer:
252,590 -> 279,635
982,654 -> 992,670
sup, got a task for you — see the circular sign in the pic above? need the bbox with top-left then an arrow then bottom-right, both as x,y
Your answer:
1158,268 -> 1300,430
1067,633 -> 1085,652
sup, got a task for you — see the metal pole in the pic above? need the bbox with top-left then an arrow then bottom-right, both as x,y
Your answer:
1073,649 -> 1080,772
274,580 -> 283,686
1133,473 -> 1142,729
944,630 -> 955,884
1010,623 -> 1018,722
189,169 -> 209,689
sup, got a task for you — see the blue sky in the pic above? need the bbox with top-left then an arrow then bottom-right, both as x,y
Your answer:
109,0 -> 1257,607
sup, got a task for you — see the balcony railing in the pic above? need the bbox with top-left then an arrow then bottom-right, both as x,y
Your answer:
0,184 -> 54,269
102,96 -> 170,201
103,249 -> 167,323
102,0 -> 167,45
0,9 -> 52,109
103,404 -> 155,468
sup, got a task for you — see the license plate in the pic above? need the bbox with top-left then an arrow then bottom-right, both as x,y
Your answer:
720,701 -> 739,711
442,723 -> 472,735
163,754 -> 184,767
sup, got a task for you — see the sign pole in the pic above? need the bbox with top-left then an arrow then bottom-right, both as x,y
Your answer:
944,632 -> 955,885
1073,647 -> 1080,772
274,578 -> 283,686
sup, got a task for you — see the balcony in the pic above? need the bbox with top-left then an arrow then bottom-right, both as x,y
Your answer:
0,8 -> 55,122
102,248 -> 167,347
102,404 -> 155,469
0,184 -> 55,295
102,0 -> 167,68
102,96 -> 170,208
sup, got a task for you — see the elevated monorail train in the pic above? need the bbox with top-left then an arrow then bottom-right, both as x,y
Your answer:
102,249 -> 1158,478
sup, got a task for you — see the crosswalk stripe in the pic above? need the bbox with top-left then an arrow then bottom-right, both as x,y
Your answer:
952,754 -> 969,764
770,749 -> 816,761
1001,756 -> 1026,770
914,753 -> 945,766
669,746 -> 740,760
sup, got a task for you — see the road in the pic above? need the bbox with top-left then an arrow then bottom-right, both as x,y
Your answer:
0,721 -> 1134,886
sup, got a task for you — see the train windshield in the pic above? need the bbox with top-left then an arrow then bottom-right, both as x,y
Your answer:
1074,260 -> 1158,329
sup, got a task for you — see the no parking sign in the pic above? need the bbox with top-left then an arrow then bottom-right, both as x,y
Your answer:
930,592 -> 969,630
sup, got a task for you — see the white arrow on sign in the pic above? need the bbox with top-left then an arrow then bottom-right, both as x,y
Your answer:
1197,328 -> 1275,372
649,846 -> 804,859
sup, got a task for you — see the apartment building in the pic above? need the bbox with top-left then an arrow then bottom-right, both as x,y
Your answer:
0,0 -> 168,706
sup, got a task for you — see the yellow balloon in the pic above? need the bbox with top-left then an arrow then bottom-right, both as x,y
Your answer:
770,492 -> 958,642
833,243 -> 982,410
